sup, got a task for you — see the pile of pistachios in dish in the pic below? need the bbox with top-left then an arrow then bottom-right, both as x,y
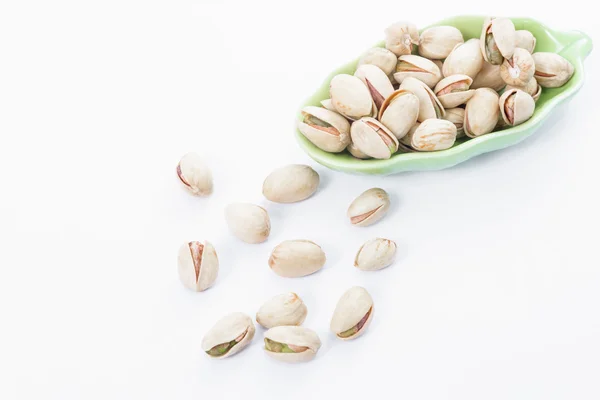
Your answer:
298,18 -> 575,159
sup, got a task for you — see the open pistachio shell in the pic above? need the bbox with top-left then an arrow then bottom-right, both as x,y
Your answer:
443,39 -> 484,80
329,74 -> 373,120
355,64 -> 395,110
330,286 -> 374,340
500,48 -> 535,87
399,122 -> 419,151
202,313 -> 255,359
480,17 -> 516,65
354,238 -> 397,271
177,240 -> 219,292
263,326 -> 321,363
399,76 -> 445,122
378,90 -> 419,139
506,77 -> 541,102
464,88 -> 500,138
532,52 -> 574,88
298,106 -> 350,153
347,142 -> 370,159
516,30 -> 536,53
443,108 -> 466,138
434,74 -> 475,108
358,47 -> 398,76
347,188 -> 390,227
394,55 -> 443,88
471,62 -> 505,91
177,152 -> 213,196
263,164 -> 320,203
418,26 -> 464,59
350,118 -> 398,159
225,203 -> 270,244
384,21 -> 419,56
499,89 -> 535,126
268,240 -> 326,278
411,118 -> 457,151
320,99 -> 338,112
256,292 -> 308,329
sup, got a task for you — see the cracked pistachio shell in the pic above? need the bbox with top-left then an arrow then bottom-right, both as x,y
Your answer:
499,89 -> 535,126
443,39 -> 484,80
419,26 -> 464,59
443,108 -> 465,138
532,52 -> 574,88
330,74 -> 373,120
516,30 -> 536,53
347,142 -> 370,159
268,240 -> 326,278
263,326 -> 321,363
506,77 -> 542,102
411,118 -> 457,151
225,203 -> 270,244
256,292 -> 307,329
177,241 -> 218,292
202,312 -> 255,359
177,152 -> 213,196
399,122 -> 419,150
471,62 -> 506,91
354,238 -> 397,271
358,47 -> 398,76
347,188 -> 390,227
350,117 -> 398,159
384,21 -> 419,56
355,64 -> 395,110
378,90 -> 419,139
434,74 -> 475,108
500,48 -> 535,87
298,106 -> 350,153
480,17 -> 516,65
399,76 -> 445,122
263,164 -> 319,203
464,88 -> 500,138
320,99 -> 337,112
394,55 -> 443,88
330,287 -> 374,340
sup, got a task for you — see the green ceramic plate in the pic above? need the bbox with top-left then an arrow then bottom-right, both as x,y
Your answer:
295,16 -> 592,175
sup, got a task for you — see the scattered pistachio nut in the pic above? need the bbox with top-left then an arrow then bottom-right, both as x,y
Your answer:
384,21 -> 419,56
378,89 -> 420,139
515,30 -> 536,53
263,326 -> 321,363
532,52 -> 574,88
418,25 -> 464,59
471,62 -> 506,91
262,164 -> 320,203
499,88 -> 535,126
443,108 -> 466,138
354,238 -> 397,271
500,47 -> 535,87
330,286 -> 374,340
176,152 -> 213,196
202,312 -> 255,359
434,74 -> 475,108
329,74 -> 374,120
480,17 -> 516,65
399,76 -> 445,122
464,88 -> 500,138
177,240 -> 218,292
256,292 -> 308,329
268,240 -> 326,278
394,54 -> 443,88
355,64 -> 395,110
298,106 -> 351,153
350,117 -> 399,159
411,118 -> 457,151
225,203 -> 271,244
358,47 -> 398,77
347,188 -> 390,227
443,38 -> 484,79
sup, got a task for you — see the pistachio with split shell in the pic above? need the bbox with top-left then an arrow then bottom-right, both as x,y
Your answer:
418,26 -> 464,59
471,62 -> 505,91
399,77 -> 445,122
347,188 -> 390,227
320,99 -> 337,112
268,240 -> 326,278
378,90 -> 419,139
480,17 -> 516,65
298,106 -> 350,153
329,74 -> 374,120
225,203 -> 270,244
532,52 -> 575,88
263,326 -> 321,363
176,152 -> 213,196
384,21 -> 419,56
443,108 -> 466,138
499,89 -> 535,126
411,118 -> 457,151
506,77 -> 542,102
399,123 -> 419,150
177,241 -> 218,292
202,313 -> 255,359
263,164 -> 320,203
394,55 -> 443,88
434,74 -> 475,108
500,48 -> 535,87
330,286 -> 374,340
347,142 -> 370,159
358,47 -> 398,76
464,88 -> 500,138
515,30 -> 536,53
256,292 -> 308,329
354,238 -> 397,271
443,39 -> 484,80
355,64 -> 395,110
350,118 -> 398,159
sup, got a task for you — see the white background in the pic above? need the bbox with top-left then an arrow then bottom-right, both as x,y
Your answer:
1,1 -> 599,399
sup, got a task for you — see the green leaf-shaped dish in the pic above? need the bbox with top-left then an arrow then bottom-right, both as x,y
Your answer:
295,16 -> 592,175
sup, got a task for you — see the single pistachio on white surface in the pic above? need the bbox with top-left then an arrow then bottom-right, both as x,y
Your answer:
350,117 -> 398,159
515,30 -> 536,53
394,55 -> 443,88
480,17 -> 516,65
347,142 -> 371,159
506,77 -> 542,102
378,89 -> 419,139
225,203 -> 271,244
202,312 -> 255,359
358,47 -> 398,76
411,118 -> 457,151
443,108 -> 466,138
464,88 -> 500,138
347,188 -> 390,227
177,240 -> 218,292
268,240 -> 326,278
442,38 -> 484,80
329,74 -> 374,120
354,64 -> 395,110
320,99 -> 337,112
532,52 -> 575,88
418,26 -> 464,59
262,164 -> 320,203
399,122 -> 419,150
256,292 -> 308,329
330,286 -> 374,340
471,62 -> 506,91
499,88 -> 535,126
434,74 -> 475,108
298,106 -> 351,153
399,76 -> 445,122
176,152 -> 213,196
500,47 -> 535,87
263,326 -> 321,363
384,21 -> 419,56
354,238 -> 397,271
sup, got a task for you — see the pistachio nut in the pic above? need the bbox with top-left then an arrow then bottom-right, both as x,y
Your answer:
506,77 -> 542,102
202,312 -> 255,359
320,99 -> 337,112
354,238 -> 397,271
225,203 -> 271,244
532,52 -> 575,88
399,76 -> 445,122
394,55 -> 443,88
442,38 -> 484,80
471,62 -> 506,91
329,74 -> 373,120
268,240 -> 326,278
347,142 -> 370,159
499,88 -> 535,126
384,21 -> 419,56
263,326 -> 321,363
480,17 -> 516,65
347,188 -> 390,227
330,286 -> 374,340
515,30 -> 536,53
354,64 -> 395,110
464,88 -> 500,138
443,108 -> 466,138
256,292 -> 308,329
399,122 -> 419,150
358,47 -> 398,76
378,90 -> 419,139
500,47 -> 535,87
411,118 -> 457,151
262,164 -> 320,203
434,74 -> 475,108
350,117 -> 398,159
177,240 -> 218,292
418,25 -> 464,60
176,152 -> 213,196
298,106 -> 351,153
